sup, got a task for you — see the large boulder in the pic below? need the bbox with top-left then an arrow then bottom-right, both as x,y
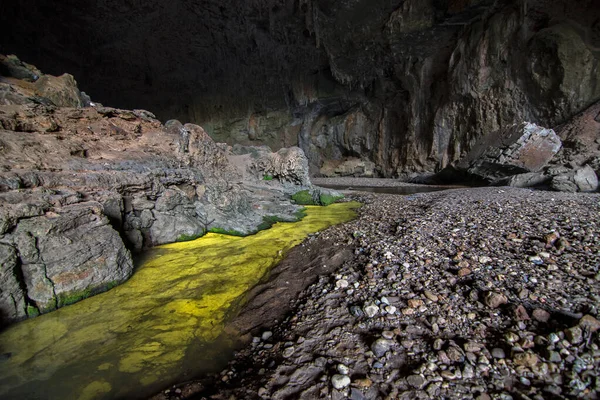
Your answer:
448,122 -> 562,183
550,166 -> 599,193
1,201 -> 133,319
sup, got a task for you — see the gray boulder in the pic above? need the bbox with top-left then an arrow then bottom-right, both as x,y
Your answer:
551,166 -> 599,192
573,166 -> 599,192
1,202 -> 133,319
456,122 -> 562,183
497,172 -> 550,188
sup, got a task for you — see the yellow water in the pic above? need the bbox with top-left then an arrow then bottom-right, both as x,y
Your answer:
0,202 -> 360,400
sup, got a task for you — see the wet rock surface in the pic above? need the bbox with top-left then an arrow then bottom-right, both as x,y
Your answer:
157,187 -> 600,400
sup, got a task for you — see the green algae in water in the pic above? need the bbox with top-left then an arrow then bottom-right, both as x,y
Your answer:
0,202 -> 361,400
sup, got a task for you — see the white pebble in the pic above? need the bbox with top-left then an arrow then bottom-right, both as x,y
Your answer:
331,374 -> 351,389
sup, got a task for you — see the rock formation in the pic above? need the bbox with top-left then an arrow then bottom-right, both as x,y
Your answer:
1,0 -> 598,177
0,57 -> 324,325
421,108 -> 600,192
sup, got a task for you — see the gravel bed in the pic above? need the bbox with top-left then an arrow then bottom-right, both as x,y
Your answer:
157,187 -> 600,400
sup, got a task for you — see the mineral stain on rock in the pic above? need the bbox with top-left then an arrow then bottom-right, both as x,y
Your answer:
0,202 -> 360,400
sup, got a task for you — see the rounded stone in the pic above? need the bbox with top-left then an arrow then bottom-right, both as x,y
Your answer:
331,374 -> 351,390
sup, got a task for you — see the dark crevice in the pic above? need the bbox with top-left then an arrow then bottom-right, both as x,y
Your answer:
11,252 -> 39,318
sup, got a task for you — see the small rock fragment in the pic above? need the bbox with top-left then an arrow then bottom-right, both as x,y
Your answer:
514,305 -> 530,321
491,348 -> 506,359
337,364 -> 350,375
336,279 -> 349,289
532,309 -> 550,322
513,352 -> 539,367
485,292 -> 508,308
579,315 -> 600,332
406,374 -> 425,389
407,299 -> 424,308
424,290 -> 438,302
565,326 -> 583,344
371,338 -> 394,357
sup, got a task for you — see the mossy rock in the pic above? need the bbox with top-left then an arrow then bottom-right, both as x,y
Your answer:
319,193 -> 344,206
209,227 -> 246,236
292,190 -> 344,206
26,305 -> 40,317
291,190 -> 315,205
56,281 -> 121,308
58,288 -> 93,307
176,233 -> 204,242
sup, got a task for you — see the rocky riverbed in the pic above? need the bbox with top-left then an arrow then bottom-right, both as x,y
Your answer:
154,186 -> 600,400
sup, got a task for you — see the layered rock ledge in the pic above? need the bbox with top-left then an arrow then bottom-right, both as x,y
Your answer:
0,56 -> 330,325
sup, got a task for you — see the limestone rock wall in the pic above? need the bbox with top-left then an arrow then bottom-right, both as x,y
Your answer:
0,60 -> 313,325
2,1 -> 598,178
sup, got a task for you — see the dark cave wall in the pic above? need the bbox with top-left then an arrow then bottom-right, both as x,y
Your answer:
1,0 -> 599,177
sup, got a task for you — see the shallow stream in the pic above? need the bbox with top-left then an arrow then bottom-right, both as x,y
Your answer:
0,202 -> 360,400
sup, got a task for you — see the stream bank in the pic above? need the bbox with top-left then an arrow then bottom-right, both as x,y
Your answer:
0,202 -> 360,400
156,187 -> 600,400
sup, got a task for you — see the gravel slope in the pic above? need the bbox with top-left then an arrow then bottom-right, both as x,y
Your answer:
156,187 -> 600,400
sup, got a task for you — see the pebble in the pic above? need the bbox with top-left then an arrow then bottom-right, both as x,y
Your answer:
382,330 -> 395,339
424,291 -> 439,302
407,299 -> 424,308
261,331 -> 273,341
371,338 -> 394,357
513,352 -> 539,367
565,326 -> 583,344
406,374 -> 426,389
463,364 -> 475,379
331,374 -> 351,390
532,309 -> 551,322
579,315 -> 600,332
401,307 -> 416,316
363,304 -> 379,318
282,347 -> 295,358
337,364 -> 350,375
350,306 -> 364,318
514,304 -> 530,320
491,348 -> 506,359
484,292 -> 508,308
336,279 -> 349,289
463,341 -> 482,353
